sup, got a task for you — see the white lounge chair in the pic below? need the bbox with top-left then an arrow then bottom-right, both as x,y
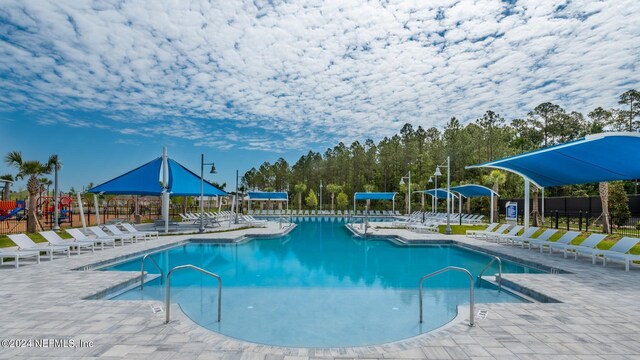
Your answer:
121,223 -> 159,240
554,233 -> 606,259
40,230 -> 95,254
531,230 -> 580,253
88,226 -> 135,244
66,228 -> 117,249
512,228 -> 555,248
583,237 -> 640,270
7,234 -> 71,260
105,224 -> 147,242
475,224 -> 511,240
0,249 -> 40,268
466,223 -> 498,237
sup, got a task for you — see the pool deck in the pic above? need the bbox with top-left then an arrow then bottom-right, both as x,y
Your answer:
0,221 -> 639,359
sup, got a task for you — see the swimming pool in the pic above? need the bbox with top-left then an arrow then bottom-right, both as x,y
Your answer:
102,218 -> 541,347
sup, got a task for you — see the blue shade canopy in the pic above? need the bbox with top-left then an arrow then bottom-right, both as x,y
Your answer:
354,192 -> 397,201
466,132 -> 640,187
421,189 -> 459,199
450,184 -> 498,198
89,157 -> 227,196
247,192 -> 288,201
89,158 -> 163,196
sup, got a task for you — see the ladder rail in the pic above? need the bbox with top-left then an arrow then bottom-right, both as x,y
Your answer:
165,264 -> 222,324
478,255 -> 502,292
419,266 -> 474,326
140,253 -> 163,290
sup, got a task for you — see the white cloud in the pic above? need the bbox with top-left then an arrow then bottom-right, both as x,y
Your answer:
0,0 -> 638,151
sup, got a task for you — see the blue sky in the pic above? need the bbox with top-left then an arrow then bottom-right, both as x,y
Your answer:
1,0 -> 638,192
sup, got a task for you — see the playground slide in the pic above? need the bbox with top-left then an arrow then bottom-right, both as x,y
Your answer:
0,201 -> 25,221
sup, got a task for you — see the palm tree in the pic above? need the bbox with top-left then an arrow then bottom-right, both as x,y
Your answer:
5,151 -> 57,233
599,182 -> 610,234
294,183 -> 306,211
483,170 -> 506,222
326,184 -> 342,211
0,174 -> 13,200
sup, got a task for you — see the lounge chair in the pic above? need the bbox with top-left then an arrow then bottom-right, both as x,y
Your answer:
0,249 -> 40,268
513,228 -> 556,248
105,225 -> 147,242
573,236 -> 640,268
242,215 -> 268,227
490,225 -> 525,244
66,228 -> 117,249
531,231 -> 580,253
600,237 -> 640,271
475,224 -> 511,240
40,230 -> 95,254
121,223 -> 159,240
88,226 -> 135,244
466,223 -> 499,238
7,234 -> 71,260
555,233 -> 607,259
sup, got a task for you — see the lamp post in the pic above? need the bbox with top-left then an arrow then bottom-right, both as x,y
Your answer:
434,156 -> 452,234
428,176 -> 434,211
320,180 -> 323,212
52,156 -> 61,231
400,171 -> 411,215
234,170 -> 239,224
199,154 -> 216,233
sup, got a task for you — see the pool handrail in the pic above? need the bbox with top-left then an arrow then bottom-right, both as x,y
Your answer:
419,266 -> 474,326
165,264 -> 222,324
478,255 -> 502,292
140,253 -> 163,290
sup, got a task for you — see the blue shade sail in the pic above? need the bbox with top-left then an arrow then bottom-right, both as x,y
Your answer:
89,157 -> 227,196
421,189 -> 458,199
353,192 -> 397,201
466,132 -> 640,187
89,157 -> 164,195
450,184 -> 498,198
247,192 -> 288,200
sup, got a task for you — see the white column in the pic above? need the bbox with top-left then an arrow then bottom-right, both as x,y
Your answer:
93,194 -> 100,225
490,194 -> 494,223
524,178 -> 530,229
162,147 -> 169,233
77,192 -> 86,231
541,187 -> 545,225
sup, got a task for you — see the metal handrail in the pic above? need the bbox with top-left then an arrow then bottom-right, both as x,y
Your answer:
165,265 -> 222,324
478,255 -> 502,292
140,254 -> 163,290
419,266 -> 474,326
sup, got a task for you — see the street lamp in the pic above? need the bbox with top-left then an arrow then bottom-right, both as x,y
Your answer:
234,170 -> 239,224
199,154 -> 216,233
428,176 -> 434,211
433,157 -> 452,234
320,180 -> 323,211
400,171 -> 411,215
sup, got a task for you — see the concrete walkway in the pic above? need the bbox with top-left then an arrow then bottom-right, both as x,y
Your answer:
0,222 -> 638,359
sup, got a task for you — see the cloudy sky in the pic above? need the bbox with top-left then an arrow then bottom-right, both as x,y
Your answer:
0,0 -> 638,190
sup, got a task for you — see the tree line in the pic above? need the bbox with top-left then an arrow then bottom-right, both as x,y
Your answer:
241,90 -> 639,225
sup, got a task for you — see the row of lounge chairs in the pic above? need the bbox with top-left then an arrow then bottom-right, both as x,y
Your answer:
178,211 -> 238,226
0,223 -> 159,268
247,209 -> 402,216
391,211 -> 485,233
469,223 -> 640,271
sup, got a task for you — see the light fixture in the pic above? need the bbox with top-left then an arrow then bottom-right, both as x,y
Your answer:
399,178 -> 405,186
434,166 -> 442,176
209,164 -> 217,174
428,176 -> 433,183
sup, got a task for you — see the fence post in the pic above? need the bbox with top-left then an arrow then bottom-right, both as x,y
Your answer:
578,211 -> 582,231
555,211 -> 559,229
585,211 -> 589,232
566,210 -> 570,231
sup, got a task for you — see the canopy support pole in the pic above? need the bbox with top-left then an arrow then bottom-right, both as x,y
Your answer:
490,194 -> 494,224
93,194 -> 100,225
541,187 -> 545,225
162,146 -> 169,233
77,192 -> 86,232
458,195 -> 462,225
524,178 -> 530,229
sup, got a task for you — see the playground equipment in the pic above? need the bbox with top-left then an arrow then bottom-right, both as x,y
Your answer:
0,200 -> 25,221
37,195 -> 73,225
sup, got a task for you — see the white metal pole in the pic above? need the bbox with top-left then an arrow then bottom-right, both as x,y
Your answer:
434,176 -> 438,214
234,170 -> 239,224
524,178 -> 530,229
53,163 -> 60,231
541,187 -> 545,225
490,194 -> 494,224
93,194 -> 100,225
458,194 -> 462,225
408,171 -> 411,215
199,154 -> 205,233
77,192 -> 86,231
162,147 -> 169,233
445,156 -> 451,234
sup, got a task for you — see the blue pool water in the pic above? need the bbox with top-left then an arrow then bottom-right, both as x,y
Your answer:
102,217 -> 541,347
